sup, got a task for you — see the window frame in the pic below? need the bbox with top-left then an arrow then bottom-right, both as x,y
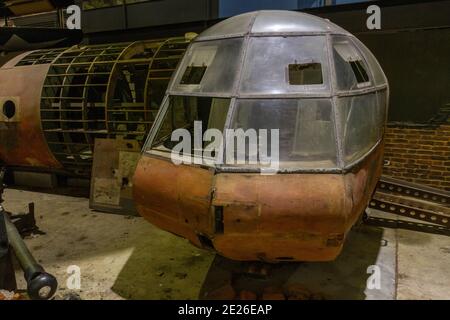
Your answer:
169,37 -> 245,95
238,35 -> 332,97
143,34 -> 388,173
330,35 -> 374,92
145,94 -> 232,167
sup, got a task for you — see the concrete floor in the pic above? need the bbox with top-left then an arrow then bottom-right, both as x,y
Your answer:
3,188 -> 450,300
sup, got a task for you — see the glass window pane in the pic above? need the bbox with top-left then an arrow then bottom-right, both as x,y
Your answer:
337,93 -> 380,164
377,89 -> 388,136
240,36 -> 330,95
351,37 -> 387,86
230,99 -> 337,169
171,38 -> 243,94
149,96 -> 230,157
332,36 -> 372,91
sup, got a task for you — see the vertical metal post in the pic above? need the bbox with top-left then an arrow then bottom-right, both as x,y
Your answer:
57,8 -> 65,29
0,214 -> 17,291
0,168 -> 57,299
0,169 -> 17,291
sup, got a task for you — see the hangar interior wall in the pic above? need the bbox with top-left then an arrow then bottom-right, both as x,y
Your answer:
359,28 -> 450,191
358,28 -> 450,123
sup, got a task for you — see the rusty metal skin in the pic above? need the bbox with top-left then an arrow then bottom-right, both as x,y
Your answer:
133,156 -> 214,248
344,143 -> 385,228
212,173 -> 348,262
133,144 -> 384,262
0,53 -> 61,169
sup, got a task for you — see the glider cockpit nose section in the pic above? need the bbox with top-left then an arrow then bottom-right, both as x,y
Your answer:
134,10 -> 389,262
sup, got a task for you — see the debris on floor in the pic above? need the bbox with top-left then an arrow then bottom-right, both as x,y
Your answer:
0,290 -> 25,300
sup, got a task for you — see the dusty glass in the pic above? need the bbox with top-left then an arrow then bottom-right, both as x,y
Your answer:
240,36 -> 330,95
230,99 -> 337,168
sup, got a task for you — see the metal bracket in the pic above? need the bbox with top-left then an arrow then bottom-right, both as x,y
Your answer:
11,203 -> 42,236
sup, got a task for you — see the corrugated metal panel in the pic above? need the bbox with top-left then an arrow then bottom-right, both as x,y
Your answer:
5,0 -> 54,16
81,0 -> 217,33
11,11 -> 59,28
10,9 -> 71,28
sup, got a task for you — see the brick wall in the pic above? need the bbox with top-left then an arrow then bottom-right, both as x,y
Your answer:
383,124 -> 450,191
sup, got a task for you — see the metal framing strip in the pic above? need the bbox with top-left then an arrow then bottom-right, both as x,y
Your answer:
370,195 -> 449,228
370,176 -> 450,229
377,176 -> 449,206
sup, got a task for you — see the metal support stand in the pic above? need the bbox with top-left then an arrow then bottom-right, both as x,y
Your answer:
0,209 -> 17,292
0,167 -> 58,300
0,166 -> 16,291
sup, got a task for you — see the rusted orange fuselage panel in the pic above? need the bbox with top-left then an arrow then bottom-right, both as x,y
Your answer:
0,54 -> 61,169
133,144 -> 383,262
